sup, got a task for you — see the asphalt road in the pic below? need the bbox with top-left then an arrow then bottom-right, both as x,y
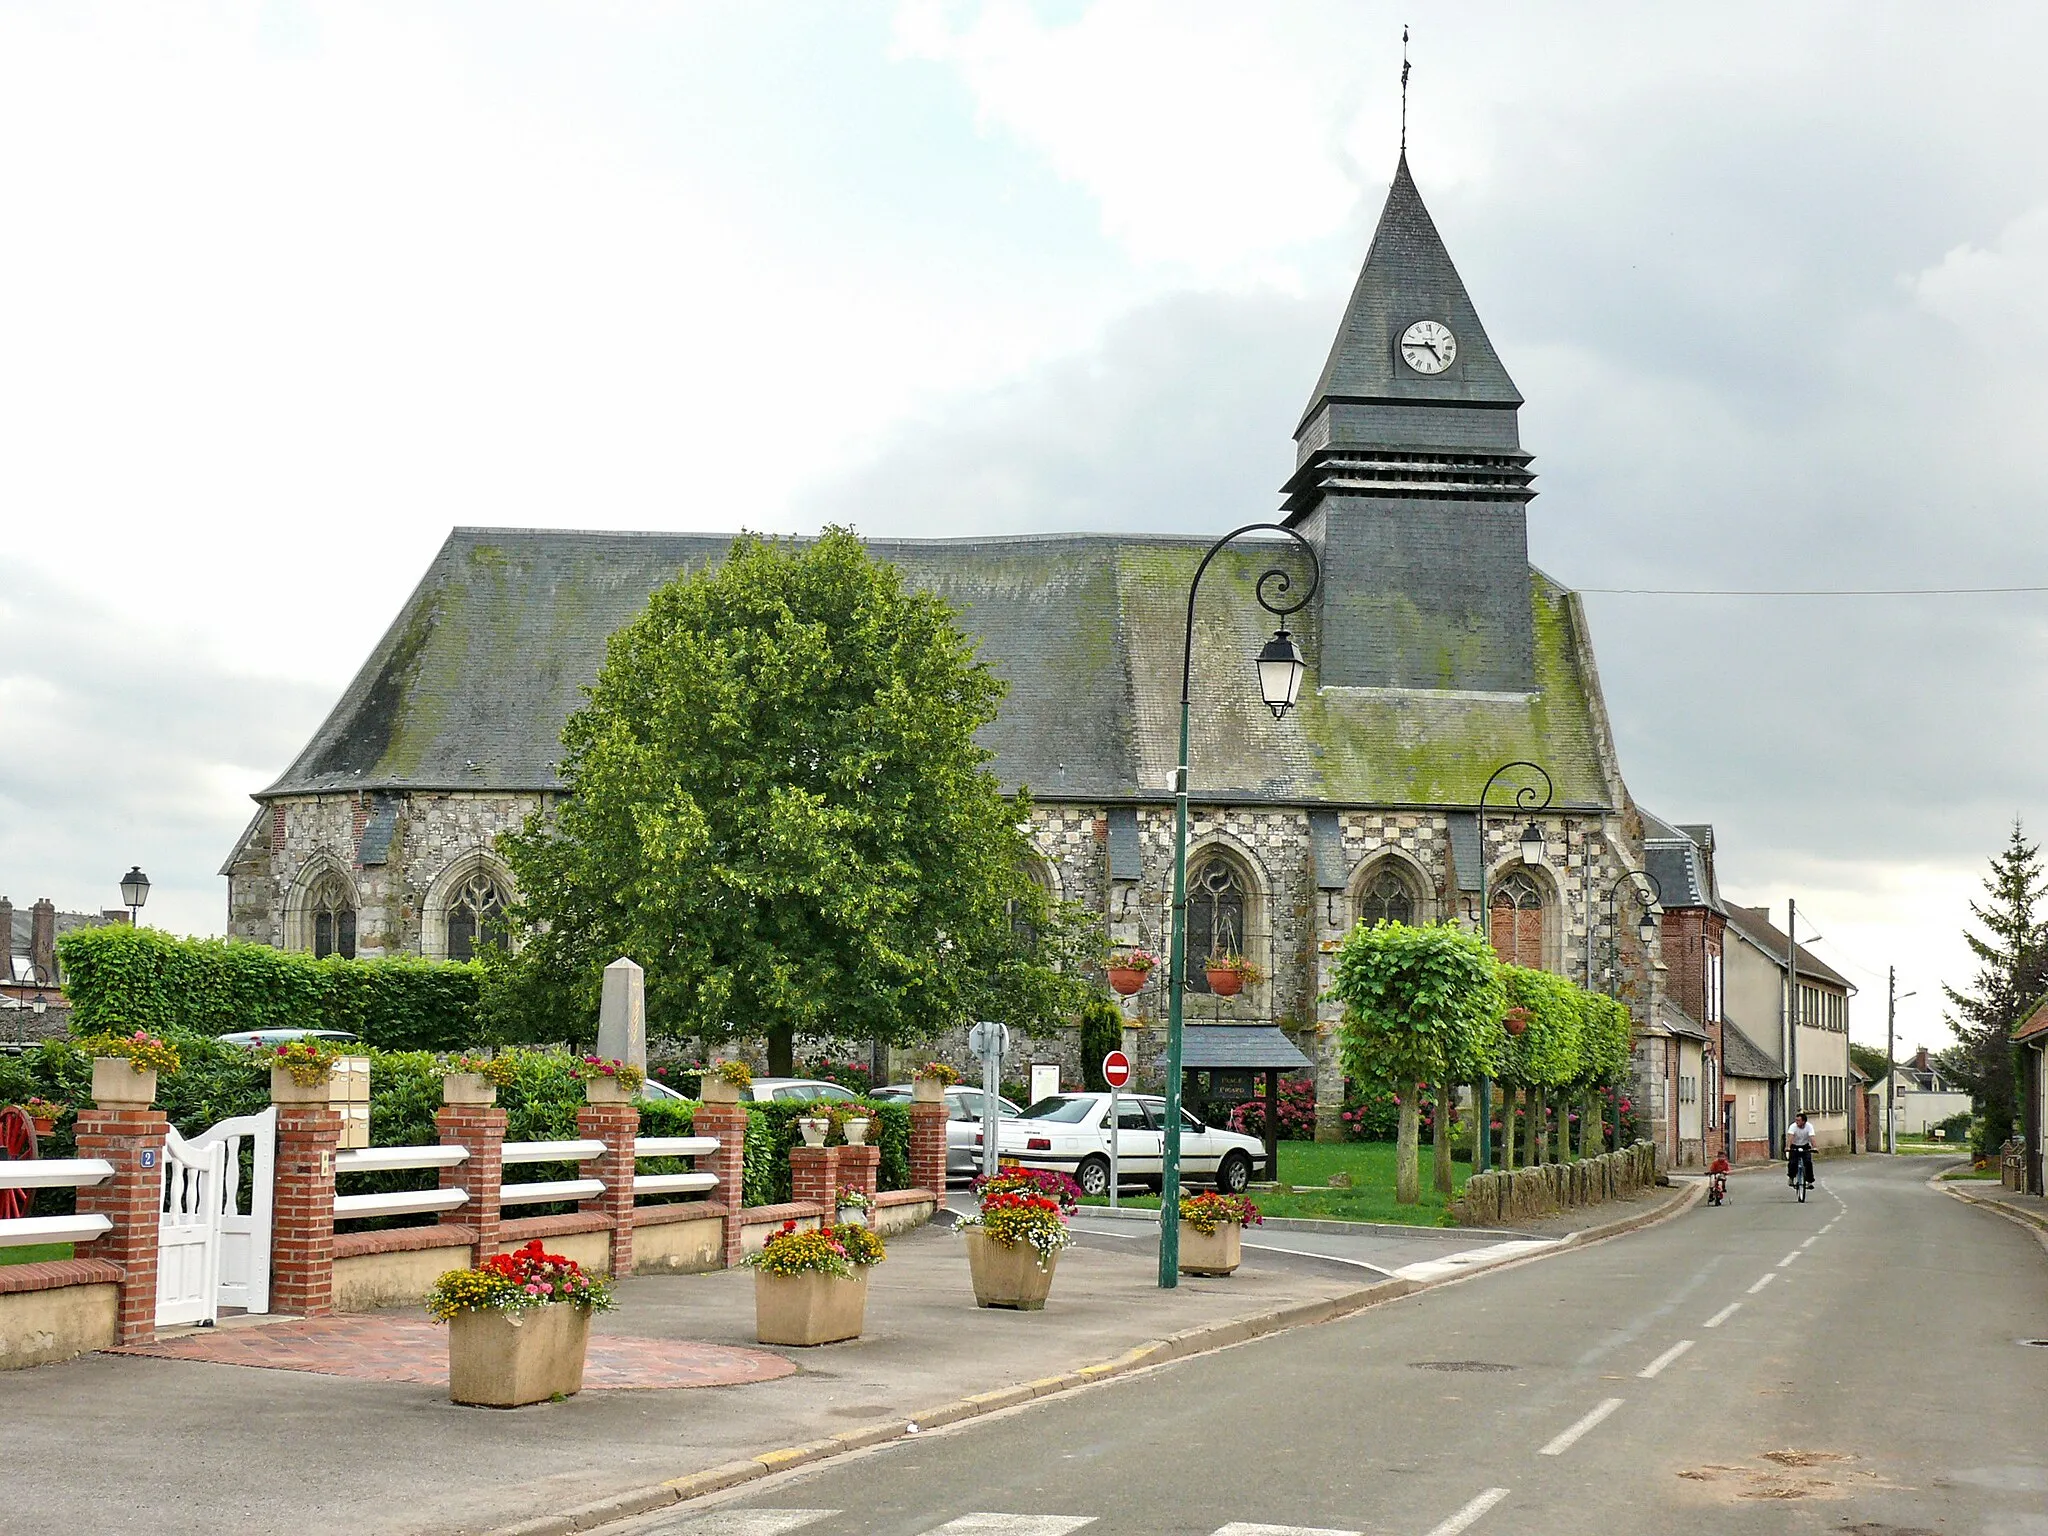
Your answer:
618,1157 -> 2048,1536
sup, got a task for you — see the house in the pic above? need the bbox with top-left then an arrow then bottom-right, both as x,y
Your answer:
2013,1004 -> 2046,1195
1723,902 -> 1856,1151
1890,1046 -> 1973,1137
218,148 -> 1666,1127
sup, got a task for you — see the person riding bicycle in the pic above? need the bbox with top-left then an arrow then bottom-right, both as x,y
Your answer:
1786,1111 -> 1817,1189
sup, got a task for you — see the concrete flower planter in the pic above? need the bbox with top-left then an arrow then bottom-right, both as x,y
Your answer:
1176,1220 -> 1243,1276
90,1058 -> 156,1108
842,1117 -> 870,1146
964,1229 -> 1060,1310
796,1117 -> 829,1148
447,1303 -> 593,1407
753,1267 -> 871,1346
700,1074 -> 743,1104
442,1072 -> 497,1106
269,1064 -> 334,1105
911,1076 -> 948,1104
583,1075 -> 634,1104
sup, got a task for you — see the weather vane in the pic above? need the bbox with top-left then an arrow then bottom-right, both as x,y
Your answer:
1401,25 -> 1411,150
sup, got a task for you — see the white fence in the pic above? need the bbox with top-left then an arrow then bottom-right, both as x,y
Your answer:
0,1159 -> 116,1249
332,1135 -> 720,1223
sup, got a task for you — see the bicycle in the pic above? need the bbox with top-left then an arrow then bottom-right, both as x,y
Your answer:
1788,1148 -> 1814,1202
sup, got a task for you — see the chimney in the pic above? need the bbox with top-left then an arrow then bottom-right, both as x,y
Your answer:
1912,1046 -> 1930,1074
29,898 -> 57,979
0,897 -> 13,976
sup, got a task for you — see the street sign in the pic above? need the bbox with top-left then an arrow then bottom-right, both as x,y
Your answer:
970,1022 -> 1009,1178
1101,1051 -> 1132,1089
966,1021 -> 1010,1061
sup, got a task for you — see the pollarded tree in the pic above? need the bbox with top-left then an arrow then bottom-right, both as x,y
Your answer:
493,528 -> 1095,1070
1332,921 -> 1505,1204
1498,965 -> 1583,1167
1575,992 -> 1634,1155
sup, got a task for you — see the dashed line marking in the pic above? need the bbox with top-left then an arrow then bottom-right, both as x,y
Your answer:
1747,1272 -> 1778,1295
1778,1250 -> 1801,1267
1637,1339 -> 1695,1379
1539,1398 -> 1625,1456
644,1514 -> 839,1536
1704,1302 -> 1741,1328
925,1519 -> 1096,1536
1799,1235 -> 1817,1249
1419,1488 -> 1511,1536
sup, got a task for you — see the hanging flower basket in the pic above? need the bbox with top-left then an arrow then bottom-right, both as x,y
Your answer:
1203,954 -> 1261,998
1108,948 -> 1157,997
1504,1007 -> 1531,1038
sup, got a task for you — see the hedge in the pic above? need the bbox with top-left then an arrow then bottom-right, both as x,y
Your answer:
739,1100 -> 913,1206
55,925 -> 482,1051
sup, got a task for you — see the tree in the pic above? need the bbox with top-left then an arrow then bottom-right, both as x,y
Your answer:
1575,993 -> 1633,1155
1331,922 -> 1504,1204
1848,1042 -> 1893,1088
1498,965 -> 1583,1166
1943,819 -> 2048,1157
493,528 -> 1094,1070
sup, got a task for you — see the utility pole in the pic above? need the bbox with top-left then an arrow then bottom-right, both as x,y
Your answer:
1785,898 -> 1800,1121
1886,967 -> 1897,1155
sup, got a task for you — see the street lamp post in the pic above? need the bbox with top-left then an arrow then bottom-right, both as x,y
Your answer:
4,962 -> 52,1044
1475,761 -> 1554,1173
1599,868 -> 1664,1153
120,866 -> 151,928
1159,523 -> 1318,1290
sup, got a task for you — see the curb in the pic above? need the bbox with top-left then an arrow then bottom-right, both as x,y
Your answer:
1934,1175 -> 2048,1247
1069,1205 -> 1533,1240
482,1183 -> 1692,1536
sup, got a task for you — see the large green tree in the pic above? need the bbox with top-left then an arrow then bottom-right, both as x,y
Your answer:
492,528 -> 1094,1070
1943,819 -> 2048,1157
1331,921 -> 1504,1204
1498,965 -> 1584,1166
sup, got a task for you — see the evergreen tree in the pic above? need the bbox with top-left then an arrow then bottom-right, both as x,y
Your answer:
1942,819 -> 2048,1156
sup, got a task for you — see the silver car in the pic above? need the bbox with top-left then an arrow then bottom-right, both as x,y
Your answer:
872,1083 -> 1022,1179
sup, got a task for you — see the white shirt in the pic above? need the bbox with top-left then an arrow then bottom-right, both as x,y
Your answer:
1787,1121 -> 1816,1148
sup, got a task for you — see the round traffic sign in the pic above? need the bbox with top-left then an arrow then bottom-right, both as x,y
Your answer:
1101,1050 -> 1132,1089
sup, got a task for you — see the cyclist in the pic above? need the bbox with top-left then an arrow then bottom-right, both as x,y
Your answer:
1786,1111 -> 1817,1191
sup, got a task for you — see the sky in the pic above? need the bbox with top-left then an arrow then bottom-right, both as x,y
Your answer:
5,0 -> 2047,1057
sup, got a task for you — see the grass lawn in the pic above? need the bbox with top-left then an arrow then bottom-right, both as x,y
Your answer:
0,1242 -> 74,1266
1896,1139 -> 1969,1156
1938,1167 -> 2001,1181
1079,1140 -> 1469,1227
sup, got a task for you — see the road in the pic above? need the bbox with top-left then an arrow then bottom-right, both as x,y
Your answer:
613,1157 -> 2048,1536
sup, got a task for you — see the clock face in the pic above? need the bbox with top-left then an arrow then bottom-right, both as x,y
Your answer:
1400,319 -> 1457,374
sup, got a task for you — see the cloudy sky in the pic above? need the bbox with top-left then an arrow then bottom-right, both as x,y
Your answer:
5,0 -> 2046,1054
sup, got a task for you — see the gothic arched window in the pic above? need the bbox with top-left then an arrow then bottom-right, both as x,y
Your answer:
445,871 -> 509,962
1490,869 -> 1546,970
1187,856 -> 1246,993
1357,867 -> 1415,927
309,874 -> 356,960
1009,856 -> 1054,949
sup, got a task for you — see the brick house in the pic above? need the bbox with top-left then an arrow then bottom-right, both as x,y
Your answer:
2014,1003 -> 2047,1196
221,151 -> 1667,1130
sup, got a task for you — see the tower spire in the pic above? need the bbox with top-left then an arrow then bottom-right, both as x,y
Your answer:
1400,26 -> 1410,151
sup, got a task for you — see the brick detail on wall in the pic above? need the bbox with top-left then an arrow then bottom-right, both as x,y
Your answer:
577,1101 -> 640,1276
908,1101 -> 948,1195
789,1145 -> 840,1210
272,1105 -> 342,1318
436,1104 -> 505,1256
837,1144 -> 880,1202
691,1101 -> 749,1267
73,1105 -> 169,1345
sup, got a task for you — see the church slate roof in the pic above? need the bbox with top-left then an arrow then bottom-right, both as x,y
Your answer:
260,526 -> 1621,812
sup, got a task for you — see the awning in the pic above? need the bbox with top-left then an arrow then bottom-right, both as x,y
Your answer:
1180,1025 -> 1313,1072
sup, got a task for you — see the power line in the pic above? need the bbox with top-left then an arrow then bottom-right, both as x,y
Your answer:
1580,584 -> 2048,597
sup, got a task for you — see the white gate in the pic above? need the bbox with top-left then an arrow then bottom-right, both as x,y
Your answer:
156,1128 -> 225,1327
155,1106 -> 276,1327
191,1106 -> 275,1315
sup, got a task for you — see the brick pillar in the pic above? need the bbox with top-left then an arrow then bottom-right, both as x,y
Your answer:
789,1144 -> 840,1210
908,1101 -> 947,1194
692,1099 -> 749,1267
74,1104 -> 169,1344
271,1104 -> 340,1318
838,1143 -> 880,1201
436,1104 -> 505,1257
576,1101 -> 639,1277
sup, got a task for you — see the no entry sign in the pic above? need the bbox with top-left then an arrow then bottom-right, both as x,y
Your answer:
1101,1051 -> 1132,1089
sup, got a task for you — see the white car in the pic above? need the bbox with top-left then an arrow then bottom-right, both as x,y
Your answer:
871,1083 -> 1022,1179
992,1092 -> 1265,1198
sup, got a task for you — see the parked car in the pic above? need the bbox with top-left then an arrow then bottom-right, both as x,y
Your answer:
870,1083 -> 1022,1179
215,1028 -> 360,1048
639,1075 -> 858,1106
990,1092 -> 1264,1197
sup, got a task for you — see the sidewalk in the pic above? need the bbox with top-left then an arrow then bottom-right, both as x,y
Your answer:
0,1186 -> 1696,1536
1939,1175 -> 2048,1239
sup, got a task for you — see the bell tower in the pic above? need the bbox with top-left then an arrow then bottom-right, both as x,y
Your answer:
1282,152 -> 1538,694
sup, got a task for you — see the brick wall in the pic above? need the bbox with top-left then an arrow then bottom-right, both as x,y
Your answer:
73,1105 -> 169,1344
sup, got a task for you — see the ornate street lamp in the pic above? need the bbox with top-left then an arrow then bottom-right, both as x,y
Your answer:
1474,760 -> 1554,1173
120,866 -> 151,927
1159,524 -> 1319,1289
1601,867 -> 1664,1151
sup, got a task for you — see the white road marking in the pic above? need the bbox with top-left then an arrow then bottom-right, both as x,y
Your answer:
1392,1239 -> 1556,1282
1539,1397 -> 1625,1456
1799,1236 -> 1817,1248
1777,1250 -> 1801,1267
646,1513 -> 838,1536
1703,1302 -> 1742,1328
1747,1272 -> 1777,1294
925,1518 -> 1096,1536
1637,1339 -> 1695,1379
1214,1524 -> 1361,1536
1419,1488 -> 1511,1536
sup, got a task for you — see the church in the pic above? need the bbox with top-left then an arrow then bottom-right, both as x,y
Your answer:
222,153 -> 1662,1135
